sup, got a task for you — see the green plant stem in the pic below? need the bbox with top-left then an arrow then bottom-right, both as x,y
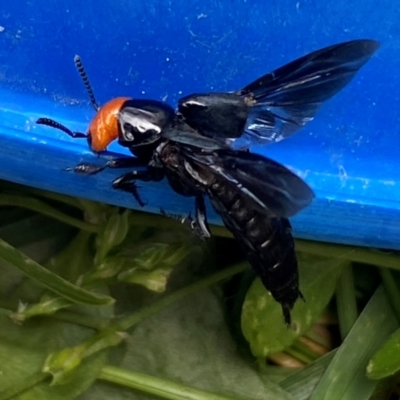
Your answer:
0,195 -> 98,232
99,365 -> 242,400
209,226 -> 400,272
115,262 -> 247,331
295,240 -> 400,271
304,328 -> 331,349
0,371 -> 48,400
280,350 -> 337,395
291,340 -> 322,362
130,211 -> 400,271
0,181 -> 81,209
50,310 -> 110,330
336,264 -> 358,340
20,187 -> 83,209
380,268 -> 400,324
41,261 -> 247,384
285,347 -> 314,365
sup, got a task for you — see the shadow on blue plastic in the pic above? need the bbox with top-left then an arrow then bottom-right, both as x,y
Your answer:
0,1 -> 399,250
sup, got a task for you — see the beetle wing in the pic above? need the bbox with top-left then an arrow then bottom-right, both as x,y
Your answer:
184,147 -> 314,218
235,39 -> 379,146
163,124 -> 230,150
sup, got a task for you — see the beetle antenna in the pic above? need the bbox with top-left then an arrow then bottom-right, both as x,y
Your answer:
74,55 -> 100,112
36,118 -> 87,139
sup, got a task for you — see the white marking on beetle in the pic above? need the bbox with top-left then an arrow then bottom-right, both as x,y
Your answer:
261,239 -> 271,248
183,100 -> 206,107
184,160 -> 208,185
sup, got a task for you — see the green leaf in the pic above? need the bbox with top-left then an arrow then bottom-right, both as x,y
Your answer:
0,215 -> 75,311
241,253 -> 344,357
309,285 -> 399,400
77,199 -> 110,225
34,245 -> 233,389
12,231 -> 106,321
367,327 -> 400,379
0,238 -> 115,306
114,262 -> 247,332
82,288 -> 295,400
280,351 -> 337,400
44,330 -> 124,386
0,314 -> 107,399
118,267 -> 174,292
44,346 -> 85,386
95,210 -> 130,264
116,242 -> 190,292
0,206 -> 115,396
130,242 -> 189,271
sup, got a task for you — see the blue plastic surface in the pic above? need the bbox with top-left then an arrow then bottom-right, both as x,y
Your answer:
0,1 -> 399,249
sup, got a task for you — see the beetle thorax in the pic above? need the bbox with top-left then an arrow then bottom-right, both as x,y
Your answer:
88,97 -> 131,152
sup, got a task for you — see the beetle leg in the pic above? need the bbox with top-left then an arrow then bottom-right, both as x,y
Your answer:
160,208 -> 196,231
112,169 -> 164,207
160,208 -> 206,240
160,195 -> 211,241
195,195 -> 211,239
68,157 -> 146,175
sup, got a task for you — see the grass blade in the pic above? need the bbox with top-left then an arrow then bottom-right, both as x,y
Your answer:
335,264 -> 358,339
309,285 -> 398,400
0,194 -> 98,232
100,365 -> 250,400
380,268 -> 400,323
280,350 -> 337,400
367,327 -> 400,380
0,238 -> 114,306
296,241 -> 400,271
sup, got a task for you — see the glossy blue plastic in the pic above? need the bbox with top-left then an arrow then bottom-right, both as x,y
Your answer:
0,1 -> 399,250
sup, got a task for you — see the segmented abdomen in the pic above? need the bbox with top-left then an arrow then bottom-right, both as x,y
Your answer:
208,179 -> 301,325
